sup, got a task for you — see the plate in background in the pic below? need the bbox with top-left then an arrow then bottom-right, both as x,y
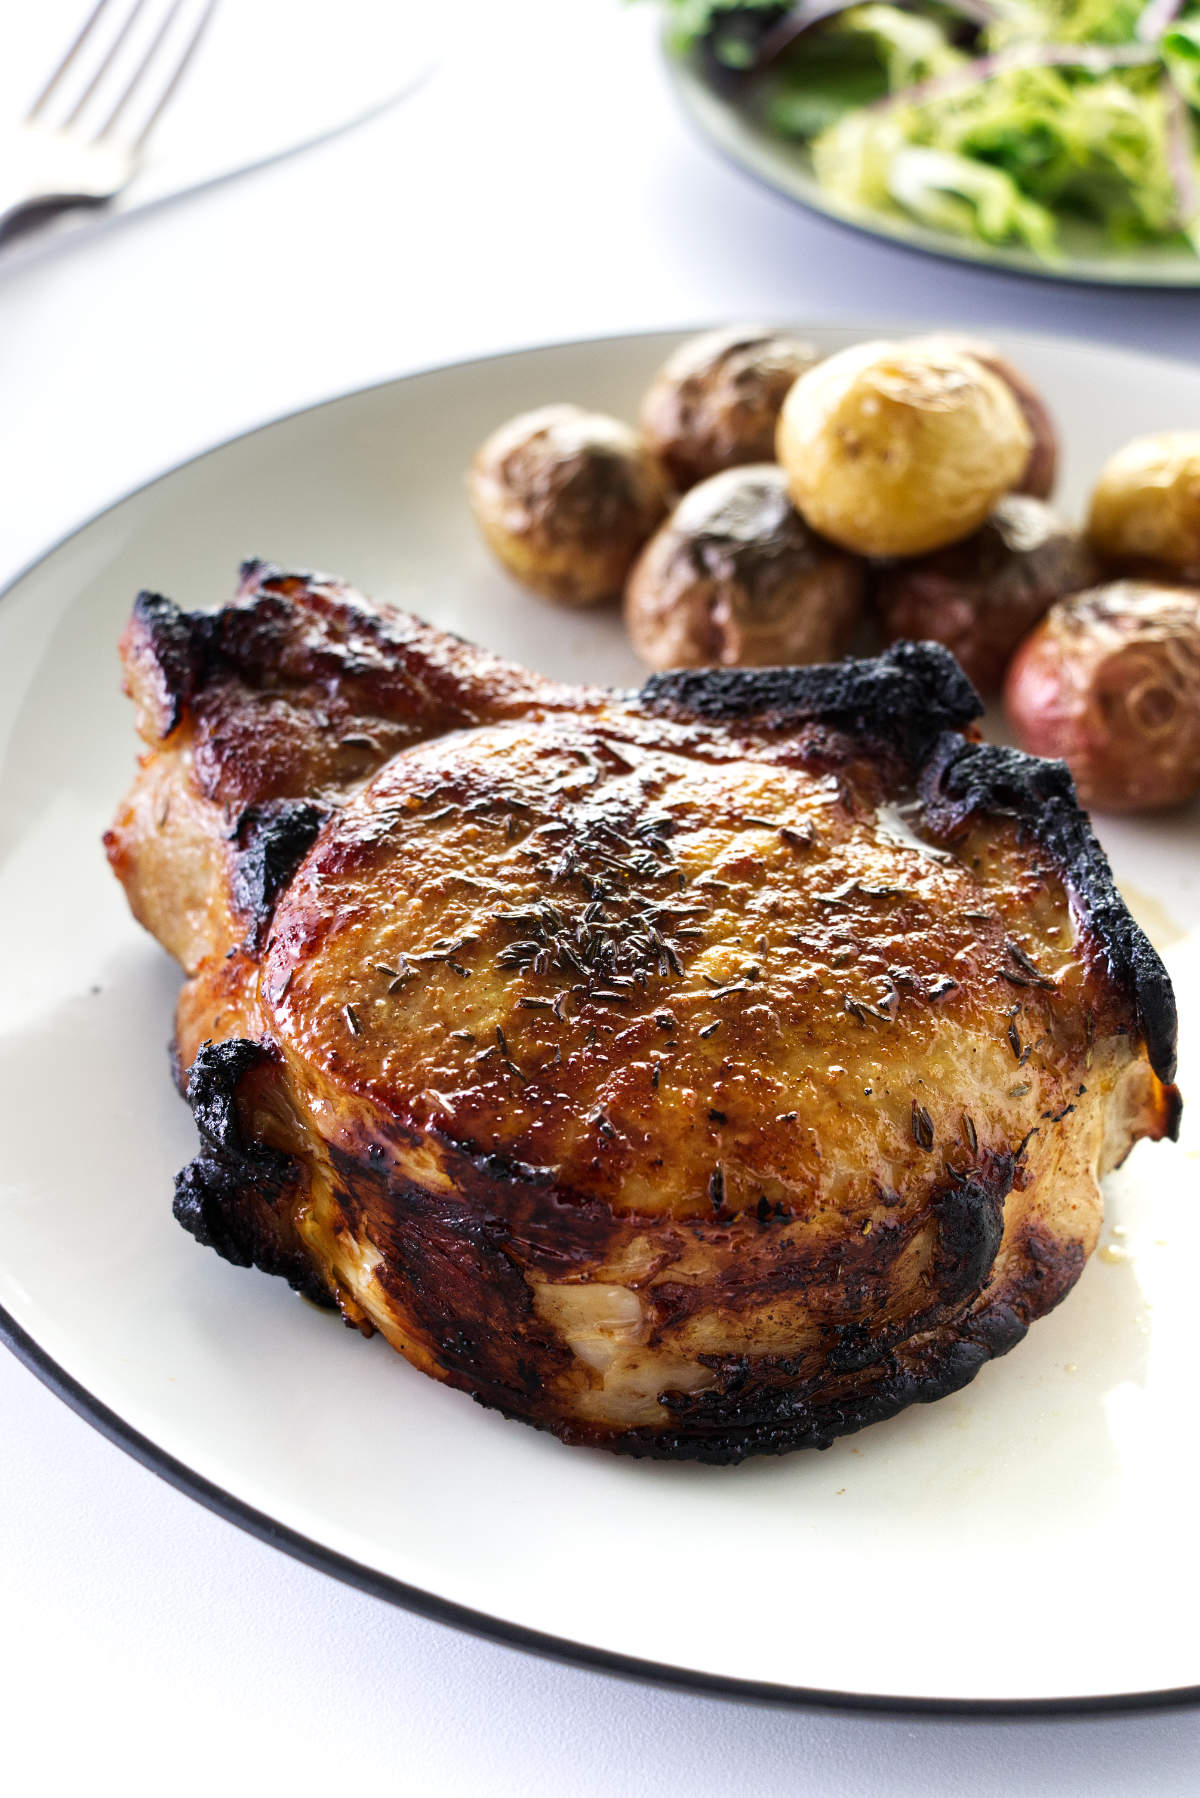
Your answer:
1,326 -> 1198,1712
665,48 -> 1200,290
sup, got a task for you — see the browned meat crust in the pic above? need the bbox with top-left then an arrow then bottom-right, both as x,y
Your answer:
105,564 -> 1180,1462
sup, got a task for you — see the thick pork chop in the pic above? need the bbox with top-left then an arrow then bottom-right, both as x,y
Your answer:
105,563 -> 1179,1460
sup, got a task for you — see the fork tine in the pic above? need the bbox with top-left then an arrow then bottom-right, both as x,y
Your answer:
26,0 -> 117,121
63,0 -> 152,129
131,0 -> 218,148
95,0 -> 217,146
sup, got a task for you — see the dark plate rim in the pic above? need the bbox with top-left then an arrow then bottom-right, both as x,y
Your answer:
2,328 -> 1199,1718
661,39 -> 1200,293
7,1303 -> 1200,1719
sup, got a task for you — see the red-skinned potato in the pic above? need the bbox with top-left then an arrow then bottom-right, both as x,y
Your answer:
910,334 -> 1058,499
874,495 -> 1098,695
1005,581 -> 1200,812
469,404 -> 667,607
639,326 -> 821,492
624,464 -> 865,670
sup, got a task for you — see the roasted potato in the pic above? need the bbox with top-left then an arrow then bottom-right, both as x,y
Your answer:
1005,580 -> 1200,812
469,404 -> 667,606
1088,432 -> 1200,580
624,464 -> 865,670
776,340 -> 1033,558
639,326 -> 821,492
874,495 -> 1098,694
909,334 -> 1058,499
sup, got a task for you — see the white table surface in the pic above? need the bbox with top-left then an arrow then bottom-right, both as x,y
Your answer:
4,3 -> 1200,1789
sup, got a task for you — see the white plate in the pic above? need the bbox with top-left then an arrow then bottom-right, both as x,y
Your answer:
2,328 -> 1199,1713
665,49 -> 1200,290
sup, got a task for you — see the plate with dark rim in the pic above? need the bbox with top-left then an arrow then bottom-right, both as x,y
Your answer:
663,45 -> 1200,290
1,326 -> 1198,1712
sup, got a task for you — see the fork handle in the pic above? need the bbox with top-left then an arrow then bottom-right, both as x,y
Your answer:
0,191 -> 105,245
0,126 -> 124,246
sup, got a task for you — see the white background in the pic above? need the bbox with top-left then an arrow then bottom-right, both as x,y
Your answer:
3,1 -> 1200,1789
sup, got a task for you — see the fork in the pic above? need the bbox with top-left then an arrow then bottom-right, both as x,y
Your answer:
1,0 -> 218,243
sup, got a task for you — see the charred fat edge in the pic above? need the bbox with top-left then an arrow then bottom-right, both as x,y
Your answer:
173,1038 -> 332,1305
919,734 -> 1180,1091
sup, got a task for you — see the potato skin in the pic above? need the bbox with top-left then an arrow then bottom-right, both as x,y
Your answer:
624,464 -> 865,670
469,404 -> 667,606
1005,581 -> 1200,812
1088,432 -> 1200,579
875,496 -> 1098,695
639,326 -> 821,492
909,334 -> 1058,499
776,341 -> 1033,558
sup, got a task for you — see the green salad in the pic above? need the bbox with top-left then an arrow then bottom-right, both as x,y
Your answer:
660,0 -> 1200,258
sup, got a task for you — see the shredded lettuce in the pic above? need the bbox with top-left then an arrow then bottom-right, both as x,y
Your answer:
813,110 -> 1060,250
763,61 -> 889,138
810,50 -> 1185,250
659,0 -> 1200,255
894,64 -> 1177,234
828,5 -> 965,86
888,147 -> 1061,251
758,5 -> 963,135
983,1 -> 1146,50
1164,17 -> 1200,109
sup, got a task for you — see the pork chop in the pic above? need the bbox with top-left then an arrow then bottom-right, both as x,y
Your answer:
105,562 -> 1180,1461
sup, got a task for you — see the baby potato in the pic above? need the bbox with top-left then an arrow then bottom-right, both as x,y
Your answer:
909,334 -> 1058,498
624,464 -> 865,670
469,404 -> 667,606
1088,432 -> 1200,579
875,495 -> 1098,695
1005,581 -> 1200,812
639,326 -> 822,492
776,340 -> 1033,558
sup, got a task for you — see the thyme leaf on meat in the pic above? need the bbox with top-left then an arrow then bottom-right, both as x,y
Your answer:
911,1101 -> 935,1150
